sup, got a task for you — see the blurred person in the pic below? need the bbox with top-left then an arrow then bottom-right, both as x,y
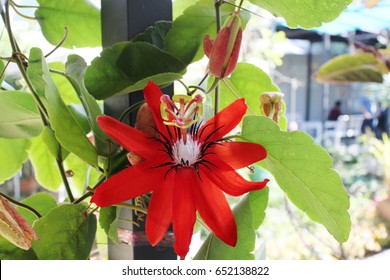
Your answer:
375,102 -> 389,139
359,95 -> 374,133
328,100 -> 342,121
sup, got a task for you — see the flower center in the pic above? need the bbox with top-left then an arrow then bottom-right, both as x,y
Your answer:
172,135 -> 200,166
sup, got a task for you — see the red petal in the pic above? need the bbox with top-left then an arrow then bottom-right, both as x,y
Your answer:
202,155 -> 269,196
208,141 -> 266,170
199,98 -> 247,142
143,81 -> 172,138
194,170 -> 237,247
146,171 -> 174,246
172,168 -> 196,259
97,115 -> 163,159
91,161 -> 167,207
203,35 -> 214,58
224,28 -> 242,77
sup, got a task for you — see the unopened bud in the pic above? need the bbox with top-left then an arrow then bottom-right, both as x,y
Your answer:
203,11 -> 242,79
260,92 -> 284,123
0,196 -> 38,250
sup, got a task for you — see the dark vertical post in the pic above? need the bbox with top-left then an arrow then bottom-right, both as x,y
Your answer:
101,0 -> 176,260
305,42 -> 312,121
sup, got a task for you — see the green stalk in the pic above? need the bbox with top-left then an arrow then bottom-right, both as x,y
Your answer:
214,0 -> 223,116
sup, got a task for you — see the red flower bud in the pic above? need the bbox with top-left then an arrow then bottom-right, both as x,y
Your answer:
0,196 -> 38,250
204,11 -> 242,79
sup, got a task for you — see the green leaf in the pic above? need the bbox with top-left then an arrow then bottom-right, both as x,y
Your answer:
248,0 -> 352,28
64,153 -> 101,197
241,116 -> 351,242
99,206 -> 120,243
29,132 -> 62,192
220,62 -> 280,114
35,0 -> 101,48
165,0 -> 250,65
32,204 -> 97,260
16,193 -> 58,224
220,62 -> 287,130
173,0 -> 193,19
64,55 -> 109,157
28,48 -> 98,167
0,138 -> 30,184
315,52 -> 386,84
194,188 -> 269,260
49,62 -> 80,105
85,42 -> 184,99
0,91 -> 43,138
132,21 -> 172,50
0,192 -> 57,260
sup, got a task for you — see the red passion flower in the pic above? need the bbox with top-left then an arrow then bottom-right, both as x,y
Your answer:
91,81 -> 269,259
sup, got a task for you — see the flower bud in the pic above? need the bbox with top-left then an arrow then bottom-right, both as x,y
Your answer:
0,196 -> 38,250
203,11 -> 242,79
260,92 -> 284,124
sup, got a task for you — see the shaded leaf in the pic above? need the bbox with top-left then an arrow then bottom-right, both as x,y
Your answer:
85,42 -> 184,99
99,206 -> 120,243
315,52 -> 387,84
35,0 -> 101,48
32,204 -> 97,259
29,131 -> 62,192
28,48 -> 98,167
65,55 -> 108,157
132,21 -> 172,50
0,138 -> 30,184
248,0 -> 352,28
165,0 -> 250,65
0,192 -> 57,260
0,91 -> 43,138
194,188 -> 269,260
241,116 -> 351,242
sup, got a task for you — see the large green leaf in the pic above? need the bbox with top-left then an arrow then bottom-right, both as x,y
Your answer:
0,192 -> 57,260
248,0 -> 352,28
0,138 -> 30,184
220,62 -> 280,113
32,204 -> 97,260
219,62 -> 286,129
0,91 -> 43,138
35,0 -> 101,48
194,188 -> 269,260
28,48 -> 98,167
241,116 -> 351,242
315,52 -> 387,84
64,55 -> 108,157
85,42 -> 184,100
165,0 -> 250,65
29,131 -> 62,192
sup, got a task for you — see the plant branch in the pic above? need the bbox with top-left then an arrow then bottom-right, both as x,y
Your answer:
73,176 -> 106,204
57,145 -> 74,202
0,192 -> 42,218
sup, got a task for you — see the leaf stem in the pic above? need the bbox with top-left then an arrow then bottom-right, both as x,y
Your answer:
57,145 -> 74,202
0,192 -> 42,218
